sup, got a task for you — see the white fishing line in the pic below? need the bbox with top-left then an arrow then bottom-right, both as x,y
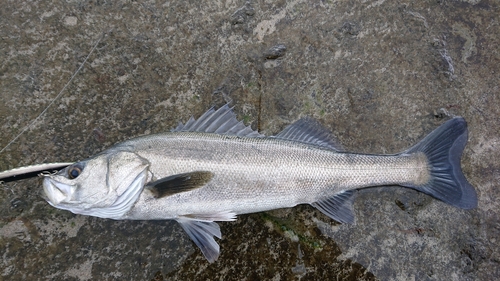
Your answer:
0,32 -> 106,154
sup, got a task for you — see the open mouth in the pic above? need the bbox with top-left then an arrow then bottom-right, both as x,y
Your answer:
42,177 -> 74,205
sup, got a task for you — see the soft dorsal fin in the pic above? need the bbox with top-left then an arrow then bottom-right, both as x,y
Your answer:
172,104 -> 263,137
274,117 -> 342,151
146,171 -> 213,198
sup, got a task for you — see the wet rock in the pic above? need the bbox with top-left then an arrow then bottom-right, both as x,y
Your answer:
263,44 -> 287,60
231,1 -> 255,25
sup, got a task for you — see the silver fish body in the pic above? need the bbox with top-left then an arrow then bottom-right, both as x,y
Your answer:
121,132 -> 429,219
42,105 -> 477,262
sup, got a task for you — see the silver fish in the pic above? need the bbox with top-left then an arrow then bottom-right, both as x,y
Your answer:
42,105 -> 477,262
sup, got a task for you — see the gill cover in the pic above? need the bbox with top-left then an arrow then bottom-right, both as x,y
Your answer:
43,151 -> 150,219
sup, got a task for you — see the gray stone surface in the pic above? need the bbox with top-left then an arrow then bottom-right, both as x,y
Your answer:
1,0 -> 498,280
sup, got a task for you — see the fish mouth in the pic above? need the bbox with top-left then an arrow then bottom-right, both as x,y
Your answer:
42,177 -> 75,205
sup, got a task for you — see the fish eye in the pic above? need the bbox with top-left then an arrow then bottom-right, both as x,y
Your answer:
68,164 -> 83,179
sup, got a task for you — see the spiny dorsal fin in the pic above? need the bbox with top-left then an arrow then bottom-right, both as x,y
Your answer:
172,104 -> 263,137
146,171 -> 213,198
274,117 -> 343,151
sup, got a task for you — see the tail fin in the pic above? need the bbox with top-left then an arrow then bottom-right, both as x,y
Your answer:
404,117 -> 477,209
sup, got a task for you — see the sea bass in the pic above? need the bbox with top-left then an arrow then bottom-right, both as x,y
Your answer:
42,105 -> 477,262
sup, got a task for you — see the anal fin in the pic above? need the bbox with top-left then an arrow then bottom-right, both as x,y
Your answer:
311,190 -> 356,224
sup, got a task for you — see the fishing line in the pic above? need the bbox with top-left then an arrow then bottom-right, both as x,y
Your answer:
0,31 -> 107,154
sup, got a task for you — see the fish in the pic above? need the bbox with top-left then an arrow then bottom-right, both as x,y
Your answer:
41,105 -> 477,262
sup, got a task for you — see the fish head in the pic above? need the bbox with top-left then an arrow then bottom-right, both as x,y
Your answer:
42,150 -> 150,219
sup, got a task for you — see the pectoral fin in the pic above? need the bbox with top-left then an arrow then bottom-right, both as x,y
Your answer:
311,190 -> 356,224
146,171 -> 213,198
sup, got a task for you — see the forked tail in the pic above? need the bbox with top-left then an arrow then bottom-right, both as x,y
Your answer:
404,117 -> 477,209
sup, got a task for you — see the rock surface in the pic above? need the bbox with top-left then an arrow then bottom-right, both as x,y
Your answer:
1,0 -> 498,280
